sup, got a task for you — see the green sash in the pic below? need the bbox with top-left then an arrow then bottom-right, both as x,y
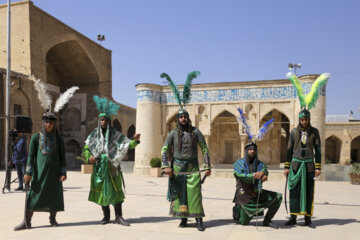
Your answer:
288,158 -> 313,214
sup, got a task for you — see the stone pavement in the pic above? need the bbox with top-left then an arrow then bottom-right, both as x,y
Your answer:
0,171 -> 359,240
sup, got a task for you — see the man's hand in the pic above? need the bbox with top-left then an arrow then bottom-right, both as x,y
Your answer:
134,134 -> 141,141
24,175 -> 32,183
164,167 -> 173,177
315,169 -> 321,177
89,156 -> 97,164
261,175 -> 268,182
59,175 -> 67,182
205,169 -> 211,176
284,169 -> 289,177
253,171 -> 265,179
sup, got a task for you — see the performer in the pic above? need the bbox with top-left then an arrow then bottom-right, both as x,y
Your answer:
84,96 -> 140,226
12,132 -> 28,191
161,71 -> 211,231
284,72 -> 330,228
233,108 -> 282,228
14,76 -> 78,231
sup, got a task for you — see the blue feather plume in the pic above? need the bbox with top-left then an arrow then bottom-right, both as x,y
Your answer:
255,118 -> 275,142
237,107 -> 253,140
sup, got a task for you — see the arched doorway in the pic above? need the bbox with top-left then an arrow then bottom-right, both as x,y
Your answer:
351,135 -> 360,163
325,135 -> 342,164
127,125 -> 136,161
113,119 -> 122,133
66,140 -> 81,170
209,110 -> 240,164
64,107 -> 81,131
257,109 -> 290,165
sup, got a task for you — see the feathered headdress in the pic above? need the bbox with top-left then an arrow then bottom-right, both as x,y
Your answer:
93,95 -> 120,119
160,71 -> 200,115
237,107 -> 274,147
30,75 -> 79,120
286,72 -> 330,115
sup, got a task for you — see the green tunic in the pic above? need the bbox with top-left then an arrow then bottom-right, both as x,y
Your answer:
285,125 -> 321,216
84,129 -> 138,206
161,127 -> 211,218
25,132 -> 66,212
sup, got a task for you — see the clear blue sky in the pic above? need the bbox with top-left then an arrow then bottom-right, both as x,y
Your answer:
3,0 -> 360,118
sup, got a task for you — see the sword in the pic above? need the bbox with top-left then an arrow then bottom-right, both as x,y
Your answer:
24,182 -> 30,229
284,176 -> 289,215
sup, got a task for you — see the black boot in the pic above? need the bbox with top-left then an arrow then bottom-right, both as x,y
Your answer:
285,214 -> 297,226
100,206 -> 110,224
14,211 -> 33,231
49,211 -> 58,227
179,218 -> 187,228
114,203 -> 130,226
304,216 -> 316,228
263,205 -> 279,229
195,218 -> 205,231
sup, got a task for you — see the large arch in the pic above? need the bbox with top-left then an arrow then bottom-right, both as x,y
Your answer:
46,40 -> 100,90
257,109 -> 290,165
113,119 -> 122,133
209,110 -> 240,164
351,135 -> 360,163
65,139 -> 81,170
325,135 -> 342,164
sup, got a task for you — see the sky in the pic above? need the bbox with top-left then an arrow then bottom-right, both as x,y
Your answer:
2,0 -> 360,118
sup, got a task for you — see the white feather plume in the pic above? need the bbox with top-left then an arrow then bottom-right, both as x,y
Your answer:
54,86 -> 79,112
29,75 -> 52,110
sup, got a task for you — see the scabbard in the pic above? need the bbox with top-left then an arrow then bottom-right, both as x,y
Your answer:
24,182 -> 30,229
284,176 -> 289,214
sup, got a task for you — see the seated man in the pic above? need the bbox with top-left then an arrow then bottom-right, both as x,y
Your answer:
232,142 -> 282,228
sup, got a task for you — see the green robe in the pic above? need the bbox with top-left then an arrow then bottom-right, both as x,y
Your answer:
161,127 -> 211,218
84,129 -> 138,206
25,132 -> 66,212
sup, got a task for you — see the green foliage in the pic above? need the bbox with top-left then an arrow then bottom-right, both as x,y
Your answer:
349,163 -> 360,175
76,148 -> 87,163
150,158 -> 161,168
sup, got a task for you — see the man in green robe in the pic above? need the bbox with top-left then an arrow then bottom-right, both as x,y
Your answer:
284,109 -> 321,228
84,96 -> 140,226
14,112 -> 67,231
233,142 -> 282,228
162,109 -> 211,231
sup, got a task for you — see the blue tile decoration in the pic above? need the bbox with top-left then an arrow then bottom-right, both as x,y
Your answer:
137,83 -> 326,103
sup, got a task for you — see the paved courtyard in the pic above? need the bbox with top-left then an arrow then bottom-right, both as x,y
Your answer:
0,170 -> 359,240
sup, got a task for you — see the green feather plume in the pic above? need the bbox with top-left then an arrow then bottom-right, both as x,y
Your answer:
93,95 -> 108,113
161,73 -> 182,106
304,73 -> 330,109
182,71 -> 200,106
286,72 -> 305,108
108,100 -> 120,116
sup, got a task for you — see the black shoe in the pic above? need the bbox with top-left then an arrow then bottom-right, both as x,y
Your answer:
304,216 -> 316,228
115,216 -> 130,226
285,215 -> 297,226
179,218 -> 187,228
114,203 -> 130,226
50,211 -> 58,227
15,186 -> 23,191
263,220 -> 279,229
195,218 -> 205,231
100,217 -> 110,225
